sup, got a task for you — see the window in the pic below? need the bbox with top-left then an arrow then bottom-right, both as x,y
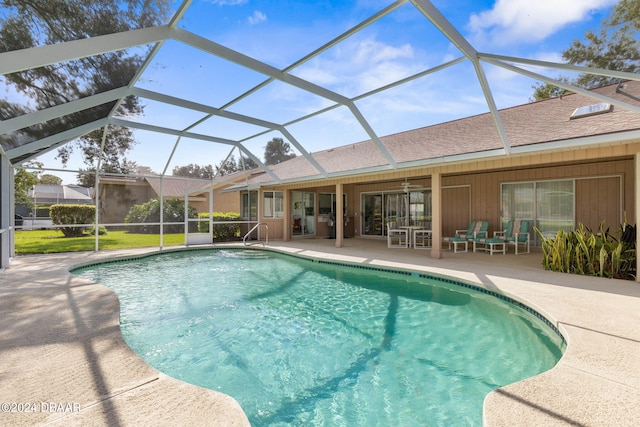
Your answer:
501,179 -> 574,242
318,193 -> 333,215
536,180 -> 574,235
263,191 -> 284,218
241,191 -> 258,220
318,193 -> 346,215
409,191 -> 430,225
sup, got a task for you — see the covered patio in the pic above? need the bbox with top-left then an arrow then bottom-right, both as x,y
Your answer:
1,239 -> 639,426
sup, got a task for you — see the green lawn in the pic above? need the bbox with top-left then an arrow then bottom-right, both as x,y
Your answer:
14,230 -> 186,254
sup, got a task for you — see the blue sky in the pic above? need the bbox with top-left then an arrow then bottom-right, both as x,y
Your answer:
28,0 -> 618,183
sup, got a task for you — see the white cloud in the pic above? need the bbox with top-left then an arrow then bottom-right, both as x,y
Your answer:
467,0 -> 616,46
295,37 -> 420,96
248,10 -> 267,25
351,38 -> 414,66
209,0 -> 248,5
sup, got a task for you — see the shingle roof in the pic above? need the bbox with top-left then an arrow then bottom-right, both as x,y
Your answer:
32,184 -> 93,204
98,175 -> 211,198
145,177 -> 211,198
246,81 -> 640,186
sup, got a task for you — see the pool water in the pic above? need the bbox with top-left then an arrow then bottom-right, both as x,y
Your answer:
74,249 -> 564,426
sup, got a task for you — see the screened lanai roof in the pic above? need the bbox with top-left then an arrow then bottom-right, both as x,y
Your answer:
1,0 -> 639,184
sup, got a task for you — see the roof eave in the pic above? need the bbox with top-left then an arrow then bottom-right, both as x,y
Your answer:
234,130 -> 640,189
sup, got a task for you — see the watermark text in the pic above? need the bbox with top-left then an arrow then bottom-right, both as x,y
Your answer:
1,402 -> 81,413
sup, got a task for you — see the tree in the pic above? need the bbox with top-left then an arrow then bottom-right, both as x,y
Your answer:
563,0 -> 639,89
40,174 -> 63,185
264,137 -> 296,165
173,163 -> 215,179
13,163 -> 40,208
215,156 -> 240,176
530,77 -> 571,102
76,159 -> 138,187
533,0 -> 640,99
0,0 -> 170,171
239,155 -> 259,170
213,154 -> 257,175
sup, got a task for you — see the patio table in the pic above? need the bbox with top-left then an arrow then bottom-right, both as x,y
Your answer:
400,226 -> 424,248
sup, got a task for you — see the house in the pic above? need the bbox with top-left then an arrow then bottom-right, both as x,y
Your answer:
96,167 -> 248,225
16,184 -> 94,229
232,80 -> 640,258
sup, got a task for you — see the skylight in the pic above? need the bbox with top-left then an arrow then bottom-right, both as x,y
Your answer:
570,102 -> 613,120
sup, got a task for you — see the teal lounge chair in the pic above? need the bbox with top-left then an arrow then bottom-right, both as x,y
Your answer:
443,221 -> 489,253
494,220 -> 530,254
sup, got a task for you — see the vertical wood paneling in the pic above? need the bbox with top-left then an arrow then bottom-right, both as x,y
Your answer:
576,177 -> 622,230
442,186 -> 470,236
249,157 -> 636,241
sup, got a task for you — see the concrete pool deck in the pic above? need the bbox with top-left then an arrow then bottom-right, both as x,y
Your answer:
0,238 -> 639,426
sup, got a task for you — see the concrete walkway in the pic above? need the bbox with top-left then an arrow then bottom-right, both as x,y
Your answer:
1,239 -> 639,426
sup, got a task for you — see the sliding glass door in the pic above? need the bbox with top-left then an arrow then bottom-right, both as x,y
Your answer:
361,190 -> 430,236
385,193 -> 408,226
501,180 -> 574,244
362,194 -> 383,236
291,191 -> 315,236
536,180 -> 575,236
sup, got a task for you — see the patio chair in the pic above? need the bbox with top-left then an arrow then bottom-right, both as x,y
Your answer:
293,216 -> 302,233
387,222 -> 408,248
494,220 -> 530,254
443,221 -> 488,253
413,221 -> 432,249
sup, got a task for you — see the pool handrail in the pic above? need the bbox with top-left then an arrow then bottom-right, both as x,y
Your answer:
243,223 -> 268,246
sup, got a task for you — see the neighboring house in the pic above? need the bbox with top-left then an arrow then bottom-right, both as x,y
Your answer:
16,184 -> 94,229
31,184 -> 93,206
232,80 -> 640,252
97,169 -> 246,225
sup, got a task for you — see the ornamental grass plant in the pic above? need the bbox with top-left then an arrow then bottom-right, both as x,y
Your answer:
536,221 -> 636,280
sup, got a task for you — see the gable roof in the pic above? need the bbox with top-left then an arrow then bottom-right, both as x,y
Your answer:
31,184 -> 93,204
144,177 -> 210,198
243,81 -> 640,186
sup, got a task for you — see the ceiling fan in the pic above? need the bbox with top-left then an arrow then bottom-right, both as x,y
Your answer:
400,179 -> 425,192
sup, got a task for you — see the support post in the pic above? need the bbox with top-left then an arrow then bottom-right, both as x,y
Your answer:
635,154 -> 640,281
0,156 -> 11,268
284,190 -> 291,241
336,183 -> 344,248
431,171 -> 442,259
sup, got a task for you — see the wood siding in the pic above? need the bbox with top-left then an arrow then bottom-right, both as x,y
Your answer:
441,159 -> 632,236
250,155 -> 635,244
576,176 -> 622,231
442,186 -> 470,237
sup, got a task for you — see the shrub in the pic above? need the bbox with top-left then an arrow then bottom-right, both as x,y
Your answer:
536,221 -> 636,280
197,212 -> 242,241
87,226 -> 108,236
50,204 -> 95,237
124,198 -> 197,234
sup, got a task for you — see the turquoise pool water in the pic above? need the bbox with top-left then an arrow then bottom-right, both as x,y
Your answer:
74,249 -> 564,426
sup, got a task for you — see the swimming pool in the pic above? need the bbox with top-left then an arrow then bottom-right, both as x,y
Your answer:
73,248 -> 564,426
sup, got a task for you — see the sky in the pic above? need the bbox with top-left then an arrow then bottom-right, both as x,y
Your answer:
22,0 -> 618,184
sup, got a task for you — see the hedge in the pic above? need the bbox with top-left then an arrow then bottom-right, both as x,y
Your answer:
124,198 -> 197,234
50,204 -> 95,237
197,212 -> 241,241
